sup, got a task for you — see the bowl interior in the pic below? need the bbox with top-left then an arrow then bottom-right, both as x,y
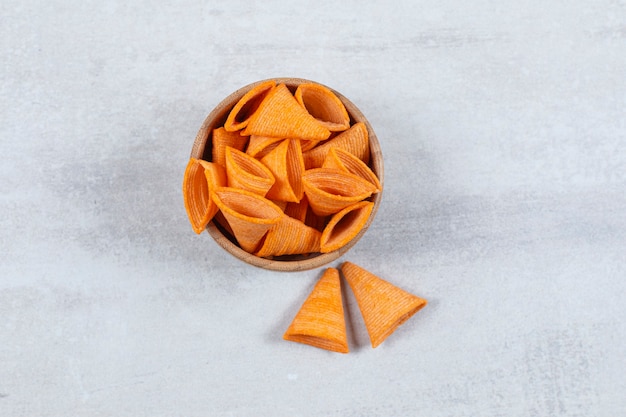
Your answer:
190,77 -> 384,271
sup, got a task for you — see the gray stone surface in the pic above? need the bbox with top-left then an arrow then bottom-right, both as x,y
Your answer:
1,1 -> 625,416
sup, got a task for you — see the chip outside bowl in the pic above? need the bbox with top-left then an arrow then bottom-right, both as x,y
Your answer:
189,77 -> 384,271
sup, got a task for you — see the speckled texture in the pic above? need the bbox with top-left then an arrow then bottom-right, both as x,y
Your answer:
1,1 -> 625,416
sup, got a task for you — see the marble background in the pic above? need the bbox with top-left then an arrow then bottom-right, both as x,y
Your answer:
1,1 -> 625,416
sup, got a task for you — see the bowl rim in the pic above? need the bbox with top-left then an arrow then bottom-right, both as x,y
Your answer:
190,77 -> 384,271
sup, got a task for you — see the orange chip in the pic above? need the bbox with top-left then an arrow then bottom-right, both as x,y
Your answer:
320,201 -> 374,253
303,122 -> 370,169
224,80 -> 276,132
182,158 -> 226,234
245,135 -> 285,158
225,146 -> 275,197
294,83 -> 350,132
322,147 -> 382,192
242,84 -> 331,141
283,268 -> 349,353
302,168 -> 377,216
260,139 -> 305,203
340,262 -> 427,348
211,187 -> 284,253
254,216 -> 321,258
212,127 -> 249,168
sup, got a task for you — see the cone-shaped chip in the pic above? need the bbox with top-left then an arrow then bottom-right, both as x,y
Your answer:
255,216 -> 321,258
211,187 -> 283,253
260,139 -> 305,203
303,122 -> 370,169
294,82 -> 350,132
302,168 -> 377,216
320,201 -> 374,253
224,80 -> 276,132
322,147 -> 382,192
340,262 -> 427,348
183,158 -> 226,234
283,268 -> 349,353
225,147 -> 275,197
242,84 -> 331,141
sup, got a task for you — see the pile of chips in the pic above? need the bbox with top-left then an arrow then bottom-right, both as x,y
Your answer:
183,80 -> 381,258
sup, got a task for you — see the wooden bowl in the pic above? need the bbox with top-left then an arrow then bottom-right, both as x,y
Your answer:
190,78 -> 384,271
